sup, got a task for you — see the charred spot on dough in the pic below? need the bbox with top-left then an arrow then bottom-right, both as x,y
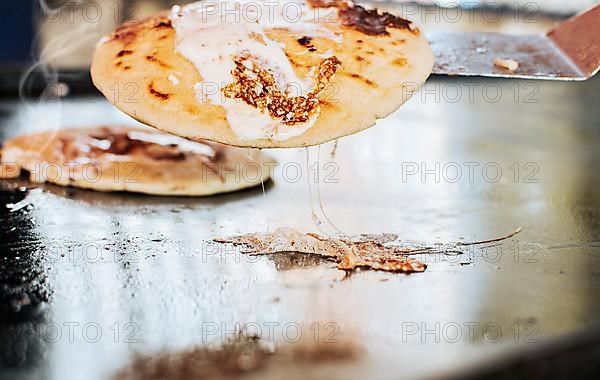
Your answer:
148,82 -> 170,100
111,15 -> 170,45
145,55 -> 171,69
115,61 -> 123,67
153,20 -> 172,29
116,49 -> 133,58
365,50 -> 375,55
391,57 -> 408,67
297,36 -> 312,46
346,73 -> 377,88
356,39 -> 364,44
391,39 -> 406,46
123,65 -> 132,70
296,36 -> 317,52
306,0 -> 345,8
355,56 -> 365,62
319,99 -> 339,110
297,36 -> 313,47
112,22 -> 140,44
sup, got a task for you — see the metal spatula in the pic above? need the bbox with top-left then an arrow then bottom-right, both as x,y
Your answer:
428,4 -> 600,81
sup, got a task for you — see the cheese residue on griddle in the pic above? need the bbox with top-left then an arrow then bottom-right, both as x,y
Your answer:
214,228 -> 427,273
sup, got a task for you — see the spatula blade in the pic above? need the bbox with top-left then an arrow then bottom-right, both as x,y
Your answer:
428,5 -> 600,81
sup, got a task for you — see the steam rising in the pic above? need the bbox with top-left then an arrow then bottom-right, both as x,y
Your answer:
19,1 -> 114,137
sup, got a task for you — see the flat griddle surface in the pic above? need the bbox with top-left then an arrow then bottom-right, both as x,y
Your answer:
1,76 -> 600,380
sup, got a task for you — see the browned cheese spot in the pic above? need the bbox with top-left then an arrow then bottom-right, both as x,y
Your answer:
338,5 -> 416,36
306,1 -> 416,36
223,55 -> 341,125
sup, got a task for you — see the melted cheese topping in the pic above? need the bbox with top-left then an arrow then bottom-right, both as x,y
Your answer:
127,131 -> 216,156
170,0 -> 340,141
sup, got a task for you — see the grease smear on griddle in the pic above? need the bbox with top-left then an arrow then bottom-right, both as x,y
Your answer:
113,327 -> 361,380
6,188 -> 44,212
